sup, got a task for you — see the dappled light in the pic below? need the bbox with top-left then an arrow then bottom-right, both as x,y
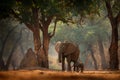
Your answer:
0,0 -> 120,80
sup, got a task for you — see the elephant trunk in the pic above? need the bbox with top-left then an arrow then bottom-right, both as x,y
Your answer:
59,53 -> 62,63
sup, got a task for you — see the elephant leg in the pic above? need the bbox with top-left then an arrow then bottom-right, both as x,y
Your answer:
81,67 -> 83,73
74,61 -> 77,71
59,52 -> 62,63
77,66 -> 79,72
62,56 -> 65,71
81,64 -> 84,73
66,55 -> 71,71
73,63 -> 76,71
67,61 -> 71,71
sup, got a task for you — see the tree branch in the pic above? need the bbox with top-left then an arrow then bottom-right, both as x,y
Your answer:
40,13 -> 46,26
10,9 -> 34,32
49,20 -> 57,38
39,21 -> 43,31
105,0 -> 114,20
24,23 -> 34,32
115,11 -> 120,23
45,16 -> 53,28
10,9 -> 22,21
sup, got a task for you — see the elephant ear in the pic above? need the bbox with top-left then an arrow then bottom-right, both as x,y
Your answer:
63,43 -> 78,56
55,41 -> 62,53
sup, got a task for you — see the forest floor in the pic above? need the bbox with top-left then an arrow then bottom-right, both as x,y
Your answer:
0,70 -> 120,80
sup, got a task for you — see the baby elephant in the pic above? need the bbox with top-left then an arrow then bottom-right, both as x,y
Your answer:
74,62 -> 84,73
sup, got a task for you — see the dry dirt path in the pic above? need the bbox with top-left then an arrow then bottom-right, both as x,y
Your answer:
0,70 -> 120,80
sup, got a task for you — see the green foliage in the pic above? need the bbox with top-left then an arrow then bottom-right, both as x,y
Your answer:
64,0 -> 100,17
111,0 -> 120,17
11,0 -> 69,24
0,0 -> 16,19
0,0 -> 103,24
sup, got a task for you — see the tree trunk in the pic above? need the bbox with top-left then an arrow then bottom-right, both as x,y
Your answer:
32,27 -> 44,67
109,23 -> 119,70
105,0 -> 119,70
25,8 -> 46,67
33,27 -> 41,54
0,58 -> 5,70
0,45 -> 5,70
42,28 -> 50,68
97,37 -> 107,69
39,16 -> 53,68
84,54 -> 91,69
88,44 -> 98,70
25,8 -> 53,68
5,31 -> 22,70
90,50 -> 98,70
0,26 -> 17,70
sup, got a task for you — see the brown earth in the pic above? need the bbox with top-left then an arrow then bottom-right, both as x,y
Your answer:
0,70 -> 120,80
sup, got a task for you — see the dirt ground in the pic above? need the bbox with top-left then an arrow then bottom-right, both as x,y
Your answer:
0,70 -> 120,80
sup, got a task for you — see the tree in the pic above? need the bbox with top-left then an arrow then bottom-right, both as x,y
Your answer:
2,0 -> 116,70
0,19 -> 22,70
52,24 -> 99,70
88,17 -> 110,69
67,0 -> 120,70
0,0 -> 99,68
104,0 -> 120,70
52,15 -> 112,70
0,0 -> 66,68
15,0 -> 73,68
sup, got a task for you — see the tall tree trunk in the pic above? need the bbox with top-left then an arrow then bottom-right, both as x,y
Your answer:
0,26 -> 17,70
33,27 -> 41,54
97,37 -> 107,69
32,8 -> 41,55
88,44 -> 98,70
25,8 -> 46,67
25,8 -> 54,68
90,50 -> 98,70
39,16 -> 53,68
32,27 -> 44,67
0,58 -> 5,71
84,54 -> 91,69
5,29 -> 22,70
109,23 -> 119,70
0,43 -> 5,70
42,28 -> 50,68
105,1 -> 119,70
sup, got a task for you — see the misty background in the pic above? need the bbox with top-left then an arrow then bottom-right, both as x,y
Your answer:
0,15 -> 120,70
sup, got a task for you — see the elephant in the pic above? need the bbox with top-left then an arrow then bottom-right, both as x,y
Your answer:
55,41 -> 80,71
74,62 -> 84,73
